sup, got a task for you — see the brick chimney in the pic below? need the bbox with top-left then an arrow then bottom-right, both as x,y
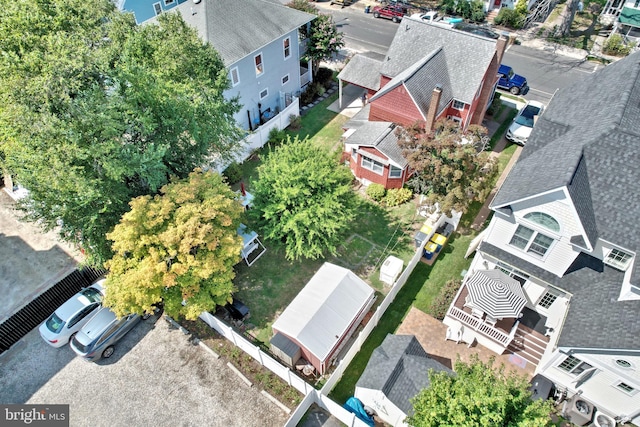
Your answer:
495,32 -> 509,69
425,85 -> 443,132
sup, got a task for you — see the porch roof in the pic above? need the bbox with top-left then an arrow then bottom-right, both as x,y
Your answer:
337,55 -> 382,91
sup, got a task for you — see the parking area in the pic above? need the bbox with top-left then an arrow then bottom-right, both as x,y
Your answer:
0,315 -> 289,426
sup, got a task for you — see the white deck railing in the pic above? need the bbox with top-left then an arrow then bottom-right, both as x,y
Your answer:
447,306 -> 512,346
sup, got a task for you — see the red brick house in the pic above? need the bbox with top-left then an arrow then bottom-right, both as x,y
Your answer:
337,18 -> 508,188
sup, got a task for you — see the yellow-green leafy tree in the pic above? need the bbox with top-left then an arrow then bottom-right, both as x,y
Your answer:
104,170 -> 244,320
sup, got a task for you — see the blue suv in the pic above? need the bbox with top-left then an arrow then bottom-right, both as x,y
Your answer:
497,64 -> 529,95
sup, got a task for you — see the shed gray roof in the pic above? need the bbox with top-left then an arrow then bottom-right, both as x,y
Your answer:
479,242 -> 640,351
345,122 -> 408,168
356,334 -> 451,415
173,0 -> 314,67
337,55 -> 382,91
379,17 -> 497,103
491,51 -> 640,285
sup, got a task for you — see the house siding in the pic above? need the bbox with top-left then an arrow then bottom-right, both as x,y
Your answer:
369,86 -> 425,126
539,350 -> 640,418
224,31 -> 303,131
121,0 -> 188,24
349,148 -> 406,189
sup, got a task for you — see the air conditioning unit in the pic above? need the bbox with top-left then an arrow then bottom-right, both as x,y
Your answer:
565,396 -> 594,426
593,411 -> 616,427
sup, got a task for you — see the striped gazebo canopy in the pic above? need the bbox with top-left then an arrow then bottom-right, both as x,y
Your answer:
465,269 -> 526,319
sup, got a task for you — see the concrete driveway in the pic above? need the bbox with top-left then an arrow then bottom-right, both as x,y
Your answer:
0,316 -> 289,426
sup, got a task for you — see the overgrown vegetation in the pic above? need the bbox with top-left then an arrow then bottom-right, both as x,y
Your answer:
384,187 -> 413,207
366,183 -> 386,202
493,8 -> 525,29
603,33 -> 636,56
428,278 -> 461,320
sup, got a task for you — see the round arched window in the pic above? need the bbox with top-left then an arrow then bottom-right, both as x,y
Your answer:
524,212 -> 560,233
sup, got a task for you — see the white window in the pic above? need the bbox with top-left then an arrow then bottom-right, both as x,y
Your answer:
283,37 -> 291,59
259,88 -> 268,100
509,225 -> 554,257
389,165 -> 402,178
558,355 -> 592,375
164,0 -> 174,5
524,212 -> 560,233
153,2 -> 162,15
537,290 -> 558,309
604,248 -> 633,271
254,53 -> 264,76
615,381 -> 638,396
351,148 -> 357,160
281,74 -> 289,85
447,115 -> 462,125
361,156 -> 384,175
230,67 -> 240,87
495,262 -> 529,285
452,99 -> 465,110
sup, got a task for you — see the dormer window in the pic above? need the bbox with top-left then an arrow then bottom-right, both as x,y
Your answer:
509,225 -> 554,258
604,248 -> 633,271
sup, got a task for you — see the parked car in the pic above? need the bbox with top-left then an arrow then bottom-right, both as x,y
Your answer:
38,278 -> 106,348
409,11 -> 462,28
70,306 -> 147,362
225,298 -> 250,321
330,0 -> 352,6
497,64 -> 529,95
506,100 -> 545,145
372,4 -> 408,22
453,22 -> 499,39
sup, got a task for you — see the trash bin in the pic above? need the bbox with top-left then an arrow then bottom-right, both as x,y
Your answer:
364,5 -> 370,13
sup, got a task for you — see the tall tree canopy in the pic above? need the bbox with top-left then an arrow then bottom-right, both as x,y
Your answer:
407,357 -> 554,427
397,119 -> 497,215
104,170 -> 244,320
249,136 -> 355,261
287,0 -> 344,78
0,0 -> 241,265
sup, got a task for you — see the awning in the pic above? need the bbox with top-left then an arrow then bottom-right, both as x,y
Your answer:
619,7 -> 640,27
465,269 -> 526,319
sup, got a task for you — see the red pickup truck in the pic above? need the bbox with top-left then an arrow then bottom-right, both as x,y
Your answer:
372,4 -> 408,22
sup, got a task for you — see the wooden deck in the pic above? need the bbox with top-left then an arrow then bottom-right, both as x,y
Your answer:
450,285 -> 550,367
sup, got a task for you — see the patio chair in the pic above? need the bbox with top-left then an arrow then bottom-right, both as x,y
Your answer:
471,307 -> 484,318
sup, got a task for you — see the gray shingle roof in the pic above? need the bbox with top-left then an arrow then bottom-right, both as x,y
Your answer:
356,334 -> 451,415
174,0 -> 314,67
337,55 -> 382,91
479,242 -> 640,350
379,17 -> 497,103
491,51 -> 640,285
345,122 -> 408,167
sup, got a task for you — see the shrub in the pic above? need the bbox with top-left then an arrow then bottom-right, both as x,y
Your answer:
429,279 -> 462,320
486,92 -> 502,116
366,183 -> 386,202
300,84 -> 317,105
315,82 -> 326,97
493,8 -> 524,29
222,162 -> 242,185
288,114 -> 302,131
384,187 -> 413,207
268,127 -> 288,145
603,34 -> 634,56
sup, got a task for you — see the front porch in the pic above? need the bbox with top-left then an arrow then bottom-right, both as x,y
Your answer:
444,284 -> 550,367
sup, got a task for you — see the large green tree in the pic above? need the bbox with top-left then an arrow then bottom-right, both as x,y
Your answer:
104,170 -> 244,320
0,0 -> 241,265
287,0 -> 344,78
397,119 -> 497,215
407,357 -> 554,427
249,136 -> 355,261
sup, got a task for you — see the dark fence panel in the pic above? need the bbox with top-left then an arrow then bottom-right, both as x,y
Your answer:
0,267 -> 106,355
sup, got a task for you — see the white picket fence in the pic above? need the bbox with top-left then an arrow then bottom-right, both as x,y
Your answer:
198,214 -> 453,426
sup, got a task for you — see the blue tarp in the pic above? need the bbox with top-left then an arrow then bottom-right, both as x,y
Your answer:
343,397 -> 375,427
